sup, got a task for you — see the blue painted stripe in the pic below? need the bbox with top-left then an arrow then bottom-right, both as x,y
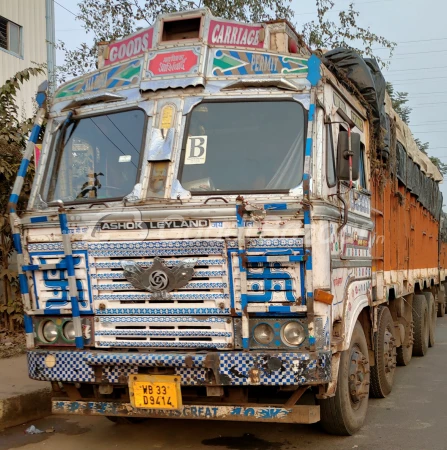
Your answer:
65,254 -> 75,277
17,159 -> 30,178
306,255 -> 313,270
269,306 -> 292,313
227,251 -> 235,310
242,337 -> 249,349
24,315 -> 33,333
305,137 -> 312,157
304,210 -> 311,225
231,51 -> 248,75
107,79 -> 119,89
30,216 -> 49,224
59,212 -> 69,234
29,125 -> 41,143
308,104 -> 316,122
9,193 -> 19,207
23,262 -> 68,272
236,204 -> 244,227
13,233 -> 22,253
44,309 -> 63,315
71,296 -> 81,317
19,273 -> 29,294
75,336 -> 84,348
246,255 -> 305,263
36,92 -> 46,107
263,203 -> 287,211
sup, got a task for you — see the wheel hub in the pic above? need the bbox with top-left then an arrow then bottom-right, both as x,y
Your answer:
349,347 -> 370,404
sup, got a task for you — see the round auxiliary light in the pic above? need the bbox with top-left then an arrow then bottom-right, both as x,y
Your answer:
282,322 -> 305,346
253,323 -> 274,345
42,320 -> 58,343
63,321 -> 76,341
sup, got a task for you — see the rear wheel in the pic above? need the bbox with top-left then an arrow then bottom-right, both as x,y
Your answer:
438,286 -> 446,318
423,292 -> 436,347
438,299 -> 446,318
319,321 -> 370,435
396,320 -> 413,367
412,294 -> 429,357
370,307 -> 396,398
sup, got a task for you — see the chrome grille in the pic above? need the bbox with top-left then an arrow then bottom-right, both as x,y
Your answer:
89,240 -> 230,315
95,315 -> 233,349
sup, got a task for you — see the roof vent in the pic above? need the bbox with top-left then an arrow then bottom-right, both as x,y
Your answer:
161,16 -> 203,42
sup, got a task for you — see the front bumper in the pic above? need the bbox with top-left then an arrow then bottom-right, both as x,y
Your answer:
53,400 -> 320,424
28,349 -> 331,386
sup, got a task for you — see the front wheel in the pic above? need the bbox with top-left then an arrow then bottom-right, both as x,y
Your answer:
319,321 -> 370,436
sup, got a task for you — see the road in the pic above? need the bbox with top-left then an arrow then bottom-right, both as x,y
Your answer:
2,319 -> 447,450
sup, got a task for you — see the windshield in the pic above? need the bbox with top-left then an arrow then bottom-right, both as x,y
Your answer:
43,109 -> 145,203
179,101 -> 306,193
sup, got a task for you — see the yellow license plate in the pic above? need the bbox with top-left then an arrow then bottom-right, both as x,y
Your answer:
129,375 -> 182,410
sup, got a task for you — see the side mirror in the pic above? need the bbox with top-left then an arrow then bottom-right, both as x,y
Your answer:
336,131 -> 361,181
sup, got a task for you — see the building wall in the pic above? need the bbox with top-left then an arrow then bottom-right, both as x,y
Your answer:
0,0 -> 48,120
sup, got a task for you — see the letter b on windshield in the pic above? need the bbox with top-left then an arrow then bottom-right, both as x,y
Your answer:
185,135 -> 208,165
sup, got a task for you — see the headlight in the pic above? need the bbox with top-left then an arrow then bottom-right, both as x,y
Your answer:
42,321 -> 58,343
63,321 -> 76,341
253,323 -> 274,345
282,321 -> 305,346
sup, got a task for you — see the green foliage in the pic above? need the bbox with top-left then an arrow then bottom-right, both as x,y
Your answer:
303,0 -> 395,68
386,82 -> 411,125
0,68 -> 42,330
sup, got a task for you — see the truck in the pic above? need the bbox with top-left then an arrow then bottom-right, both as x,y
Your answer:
9,8 -> 447,436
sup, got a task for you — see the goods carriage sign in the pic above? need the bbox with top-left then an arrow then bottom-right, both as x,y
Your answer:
104,28 -> 154,66
208,19 -> 264,49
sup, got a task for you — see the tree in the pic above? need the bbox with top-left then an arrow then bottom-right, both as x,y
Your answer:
386,82 -> 411,125
386,82 -> 447,176
57,0 -> 395,82
0,68 -> 44,330
302,0 -> 395,68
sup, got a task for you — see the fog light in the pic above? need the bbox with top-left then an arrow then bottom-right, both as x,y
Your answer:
42,320 -> 58,343
282,321 -> 305,346
253,323 -> 274,345
63,321 -> 76,341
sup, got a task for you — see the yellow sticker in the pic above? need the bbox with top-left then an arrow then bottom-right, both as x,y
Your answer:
160,105 -> 175,129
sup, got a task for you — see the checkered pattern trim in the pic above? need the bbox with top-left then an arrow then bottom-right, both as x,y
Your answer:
28,350 -> 331,386
227,238 -> 304,249
28,351 -> 95,382
218,352 -> 328,385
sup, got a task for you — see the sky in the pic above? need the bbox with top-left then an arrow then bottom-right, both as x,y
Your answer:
53,0 -> 447,202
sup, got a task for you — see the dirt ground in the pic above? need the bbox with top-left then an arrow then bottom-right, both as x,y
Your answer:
0,330 -> 25,359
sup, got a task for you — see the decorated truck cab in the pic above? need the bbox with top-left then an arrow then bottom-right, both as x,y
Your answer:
10,8 -> 446,435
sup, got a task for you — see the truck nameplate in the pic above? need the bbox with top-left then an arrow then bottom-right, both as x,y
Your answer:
99,220 -> 210,230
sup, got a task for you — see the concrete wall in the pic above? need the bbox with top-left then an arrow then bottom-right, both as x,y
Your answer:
0,0 -> 48,120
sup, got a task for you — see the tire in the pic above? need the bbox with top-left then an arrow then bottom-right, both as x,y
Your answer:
438,286 -> 446,318
396,321 -> 413,367
423,292 -> 436,347
105,416 -> 147,424
370,307 -> 396,398
412,294 -> 429,357
319,321 -> 370,436
437,299 -> 445,318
